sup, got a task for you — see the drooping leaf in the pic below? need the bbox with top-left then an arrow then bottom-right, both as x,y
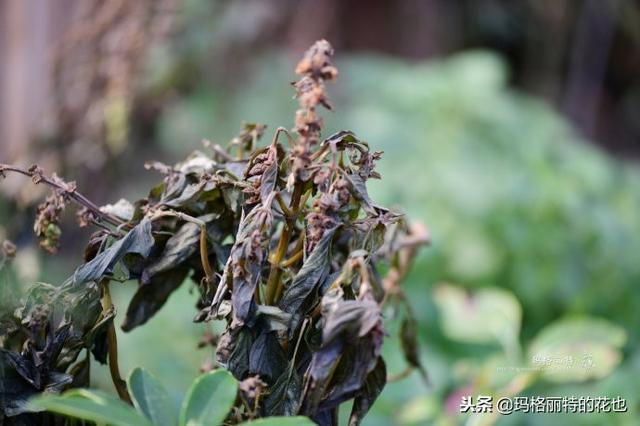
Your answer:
220,206 -> 269,326
225,327 -> 254,380
0,326 -> 74,416
179,369 -> 238,426
142,221 -> 201,280
69,218 -> 155,287
262,367 -> 303,416
67,355 -> 90,389
400,317 -> 427,382
157,173 -> 187,205
249,332 -> 287,383
163,182 -> 206,207
175,150 -> 217,175
300,340 -> 342,415
348,358 -> 386,426
302,289 -> 384,415
322,299 -> 381,345
255,305 -> 292,332
321,130 -> 358,150
231,250 -> 263,325
345,173 -> 377,215
1,350 -> 63,416
319,333 -> 382,411
122,267 -> 189,331
280,227 -> 337,316
260,144 -> 281,202
127,367 -> 178,426
311,408 -> 338,426
85,305 -> 116,364
30,388 -> 151,426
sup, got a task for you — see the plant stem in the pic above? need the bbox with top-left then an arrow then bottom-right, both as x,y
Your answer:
0,164 -> 125,227
275,192 -> 294,217
100,281 -> 132,404
264,184 -> 302,304
199,226 -> 214,287
281,248 -> 303,268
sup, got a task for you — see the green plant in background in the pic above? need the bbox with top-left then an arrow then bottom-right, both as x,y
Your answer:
410,283 -> 628,425
31,368 -> 314,426
0,41 -> 426,425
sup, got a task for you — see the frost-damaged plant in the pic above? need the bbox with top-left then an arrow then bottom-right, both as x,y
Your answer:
0,40 -> 427,425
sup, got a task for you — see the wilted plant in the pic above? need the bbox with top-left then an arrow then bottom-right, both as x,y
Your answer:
0,40 -> 426,425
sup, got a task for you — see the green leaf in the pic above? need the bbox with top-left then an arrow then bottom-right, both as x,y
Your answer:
179,370 -> 237,426
127,367 -> 178,426
30,389 -> 151,426
528,317 -> 627,383
239,416 -> 316,425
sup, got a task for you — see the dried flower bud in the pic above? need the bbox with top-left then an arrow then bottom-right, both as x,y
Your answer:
295,39 -> 338,81
76,206 -> 97,227
34,190 -> 67,253
28,164 -> 44,184
239,375 -> 267,410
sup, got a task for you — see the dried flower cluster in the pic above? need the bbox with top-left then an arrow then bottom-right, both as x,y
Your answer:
0,40 -> 426,425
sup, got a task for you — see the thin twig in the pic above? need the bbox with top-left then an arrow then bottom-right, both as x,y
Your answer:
0,164 -> 125,227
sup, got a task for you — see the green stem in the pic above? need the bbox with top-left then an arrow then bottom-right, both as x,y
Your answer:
199,226 -> 214,287
101,282 -> 132,404
264,184 -> 302,304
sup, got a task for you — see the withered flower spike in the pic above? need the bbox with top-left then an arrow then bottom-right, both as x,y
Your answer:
0,163 -> 126,228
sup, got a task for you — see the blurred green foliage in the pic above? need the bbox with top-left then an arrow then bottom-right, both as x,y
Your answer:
57,49 -> 640,425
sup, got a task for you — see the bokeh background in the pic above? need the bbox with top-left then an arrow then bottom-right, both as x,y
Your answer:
1,1 -> 640,425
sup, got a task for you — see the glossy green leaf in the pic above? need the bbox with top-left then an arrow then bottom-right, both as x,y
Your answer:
179,370 -> 237,426
30,389 -> 151,426
127,367 -> 178,426
239,416 -> 316,425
